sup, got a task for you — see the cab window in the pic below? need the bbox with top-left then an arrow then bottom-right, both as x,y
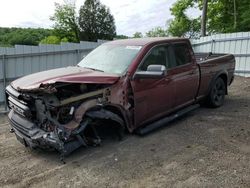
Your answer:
171,43 -> 192,67
139,45 -> 170,71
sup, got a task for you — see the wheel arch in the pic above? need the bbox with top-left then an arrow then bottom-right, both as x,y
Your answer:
218,73 -> 228,94
209,71 -> 228,95
103,104 -> 132,132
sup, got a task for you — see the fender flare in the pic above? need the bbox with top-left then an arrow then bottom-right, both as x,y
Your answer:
207,70 -> 228,96
86,109 -> 125,126
100,104 -> 132,132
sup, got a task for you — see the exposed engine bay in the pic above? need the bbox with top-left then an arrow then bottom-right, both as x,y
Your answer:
6,82 -> 126,162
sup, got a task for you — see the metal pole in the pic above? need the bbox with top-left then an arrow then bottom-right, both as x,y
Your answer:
2,54 -> 7,111
76,49 -> 81,63
210,40 -> 215,53
233,0 -> 237,30
201,0 -> 208,37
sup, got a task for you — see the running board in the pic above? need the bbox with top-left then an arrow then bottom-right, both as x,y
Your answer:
136,104 -> 200,135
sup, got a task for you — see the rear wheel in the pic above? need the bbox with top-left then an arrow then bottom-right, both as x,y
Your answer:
207,77 -> 226,107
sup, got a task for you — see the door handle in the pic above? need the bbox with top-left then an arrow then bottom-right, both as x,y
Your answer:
165,78 -> 171,82
188,71 -> 195,75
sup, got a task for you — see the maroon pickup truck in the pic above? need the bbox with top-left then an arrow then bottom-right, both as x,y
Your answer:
6,38 -> 235,160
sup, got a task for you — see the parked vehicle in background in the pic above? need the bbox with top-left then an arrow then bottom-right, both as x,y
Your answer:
5,38 -> 235,161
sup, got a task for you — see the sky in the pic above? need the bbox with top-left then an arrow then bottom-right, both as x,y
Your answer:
0,0 -> 200,36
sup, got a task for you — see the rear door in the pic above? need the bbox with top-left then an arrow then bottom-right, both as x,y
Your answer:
168,41 -> 199,109
131,44 -> 175,127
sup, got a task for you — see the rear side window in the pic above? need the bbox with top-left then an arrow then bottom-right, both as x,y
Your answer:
172,43 -> 192,67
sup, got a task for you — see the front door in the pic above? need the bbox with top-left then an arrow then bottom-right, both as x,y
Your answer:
131,44 -> 175,128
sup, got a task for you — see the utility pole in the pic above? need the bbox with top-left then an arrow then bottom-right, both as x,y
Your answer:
233,0 -> 237,30
201,0 -> 208,37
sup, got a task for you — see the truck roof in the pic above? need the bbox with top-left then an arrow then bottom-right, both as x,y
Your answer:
106,37 -> 187,46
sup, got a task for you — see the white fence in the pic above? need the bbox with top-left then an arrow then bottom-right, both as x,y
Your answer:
1,32 -> 250,111
191,31 -> 250,77
0,40 -> 106,110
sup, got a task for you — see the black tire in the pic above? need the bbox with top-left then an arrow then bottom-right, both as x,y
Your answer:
207,77 -> 226,108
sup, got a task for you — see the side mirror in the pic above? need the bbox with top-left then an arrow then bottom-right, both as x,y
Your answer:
133,65 -> 166,79
147,65 -> 166,72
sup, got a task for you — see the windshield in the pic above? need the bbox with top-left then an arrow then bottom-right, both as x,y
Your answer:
78,44 -> 142,75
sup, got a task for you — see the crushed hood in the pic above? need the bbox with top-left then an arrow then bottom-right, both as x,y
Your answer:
11,66 -> 120,91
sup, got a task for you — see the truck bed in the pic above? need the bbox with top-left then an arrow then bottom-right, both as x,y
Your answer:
195,52 -> 229,63
194,53 -> 235,99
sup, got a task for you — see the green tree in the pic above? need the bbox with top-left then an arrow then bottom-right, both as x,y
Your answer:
40,36 -> 61,44
167,0 -> 250,37
115,35 -> 129,39
50,3 -> 79,42
167,0 -> 200,37
0,27 -> 52,46
146,27 -> 168,37
205,0 -> 250,33
133,32 -> 143,38
78,0 -> 116,41
61,37 -> 69,42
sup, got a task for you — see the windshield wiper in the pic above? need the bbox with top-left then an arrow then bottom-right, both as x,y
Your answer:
83,67 -> 104,72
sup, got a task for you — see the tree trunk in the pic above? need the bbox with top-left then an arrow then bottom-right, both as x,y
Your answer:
201,0 -> 208,37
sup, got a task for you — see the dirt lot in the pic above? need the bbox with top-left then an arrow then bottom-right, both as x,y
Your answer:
0,76 -> 250,188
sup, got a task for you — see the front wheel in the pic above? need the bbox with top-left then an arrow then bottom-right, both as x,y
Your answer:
207,77 -> 226,108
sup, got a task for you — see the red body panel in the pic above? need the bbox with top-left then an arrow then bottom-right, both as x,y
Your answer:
11,66 -> 119,91
131,76 -> 175,127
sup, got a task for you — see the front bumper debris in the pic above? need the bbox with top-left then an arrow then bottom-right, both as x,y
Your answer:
8,109 -> 89,163
8,109 -> 64,150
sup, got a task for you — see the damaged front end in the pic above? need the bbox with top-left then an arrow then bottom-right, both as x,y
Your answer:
6,82 -> 126,162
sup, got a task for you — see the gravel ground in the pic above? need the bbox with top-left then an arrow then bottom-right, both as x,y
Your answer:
0,76 -> 250,188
